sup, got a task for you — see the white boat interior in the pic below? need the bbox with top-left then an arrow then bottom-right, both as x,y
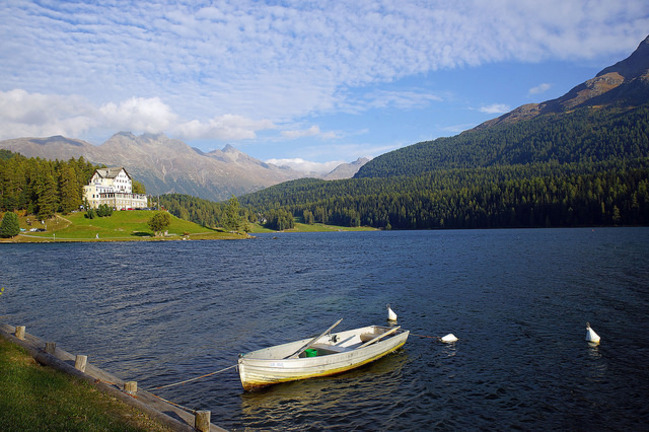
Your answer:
243,325 -> 403,360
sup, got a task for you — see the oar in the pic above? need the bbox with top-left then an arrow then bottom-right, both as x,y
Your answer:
358,326 -> 400,349
286,318 -> 343,359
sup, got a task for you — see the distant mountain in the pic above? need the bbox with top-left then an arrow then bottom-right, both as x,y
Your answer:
356,35 -> 649,179
323,157 -> 370,180
0,132 -> 361,201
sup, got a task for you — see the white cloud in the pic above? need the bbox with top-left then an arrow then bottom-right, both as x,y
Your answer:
342,89 -> 443,113
174,114 -> 275,141
0,89 -> 274,142
281,125 -> 338,140
479,104 -> 511,114
529,83 -> 552,95
266,157 -> 343,174
99,97 -> 177,133
0,89 -> 97,139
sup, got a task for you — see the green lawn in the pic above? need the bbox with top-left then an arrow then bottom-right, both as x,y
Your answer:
6,210 -> 247,242
0,336 -> 172,432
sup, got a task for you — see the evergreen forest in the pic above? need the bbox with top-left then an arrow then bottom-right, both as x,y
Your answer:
0,151 -> 98,220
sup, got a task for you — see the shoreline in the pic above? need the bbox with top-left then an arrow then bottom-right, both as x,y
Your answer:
0,323 -> 227,431
0,232 -> 250,243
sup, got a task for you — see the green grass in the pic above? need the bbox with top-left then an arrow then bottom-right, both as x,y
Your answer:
0,210 -> 376,242
0,336 -> 172,432
247,221 -> 378,233
5,210 -> 248,242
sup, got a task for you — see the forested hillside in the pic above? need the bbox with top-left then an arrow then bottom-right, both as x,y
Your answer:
355,104 -> 649,178
240,159 -> 649,229
0,151 -> 99,219
160,193 -> 231,228
159,193 -> 252,231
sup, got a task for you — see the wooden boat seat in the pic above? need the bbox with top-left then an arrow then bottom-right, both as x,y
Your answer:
360,332 -> 379,343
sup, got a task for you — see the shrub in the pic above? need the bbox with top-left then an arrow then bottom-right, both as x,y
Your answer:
0,212 -> 20,238
96,204 -> 113,217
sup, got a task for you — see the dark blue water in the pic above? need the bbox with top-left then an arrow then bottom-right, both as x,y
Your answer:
2,228 -> 649,431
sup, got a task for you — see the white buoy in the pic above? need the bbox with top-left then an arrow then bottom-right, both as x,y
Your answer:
387,304 -> 397,322
440,333 -> 458,343
586,322 -> 600,344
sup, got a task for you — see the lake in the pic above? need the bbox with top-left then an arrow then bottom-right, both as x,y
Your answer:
2,228 -> 649,431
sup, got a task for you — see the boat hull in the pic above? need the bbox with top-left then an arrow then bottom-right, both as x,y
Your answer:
238,325 -> 409,391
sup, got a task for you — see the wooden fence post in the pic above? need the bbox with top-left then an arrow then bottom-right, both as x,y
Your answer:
195,410 -> 211,432
124,381 -> 137,395
15,326 -> 25,340
74,355 -> 88,372
45,342 -> 56,354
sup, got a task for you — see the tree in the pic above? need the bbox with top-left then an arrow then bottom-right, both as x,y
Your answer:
148,211 -> 171,236
0,212 -> 20,238
222,195 -> 242,232
58,163 -> 80,214
303,209 -> 315,224
132,180 -> 146,194
36,172 -> 58,220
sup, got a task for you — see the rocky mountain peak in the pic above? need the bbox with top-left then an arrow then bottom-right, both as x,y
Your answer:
474,34 -> 649,131
597,35 -> 649,80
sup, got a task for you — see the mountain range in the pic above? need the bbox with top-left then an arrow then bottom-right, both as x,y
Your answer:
2,35 -> 648,204
0,132 -> 368,201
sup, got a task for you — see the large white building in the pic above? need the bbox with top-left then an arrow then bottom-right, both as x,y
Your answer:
83,167 -> 148,210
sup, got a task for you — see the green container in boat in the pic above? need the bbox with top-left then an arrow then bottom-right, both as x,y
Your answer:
305,348 -> 318,357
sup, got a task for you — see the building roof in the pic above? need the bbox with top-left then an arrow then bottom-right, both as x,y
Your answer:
94,167 -> 130,179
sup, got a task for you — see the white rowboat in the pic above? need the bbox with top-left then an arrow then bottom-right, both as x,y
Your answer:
238,323 -> 409,391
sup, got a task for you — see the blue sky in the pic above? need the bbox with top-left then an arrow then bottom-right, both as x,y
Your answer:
1,1 -> 648,173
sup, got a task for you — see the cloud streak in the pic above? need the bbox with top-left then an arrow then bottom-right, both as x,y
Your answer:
529,83 -> 552,95
479,104 -> 511,114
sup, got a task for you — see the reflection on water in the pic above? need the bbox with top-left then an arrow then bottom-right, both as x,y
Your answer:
2,228 -> 649,430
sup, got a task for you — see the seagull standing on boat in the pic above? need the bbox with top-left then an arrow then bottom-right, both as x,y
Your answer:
586,322 -> 601,344
387,304 -> 398,322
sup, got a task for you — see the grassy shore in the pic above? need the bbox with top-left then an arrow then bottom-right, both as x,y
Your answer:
0,210 -> 376,242
0,335 -> 172,432
1,210 -> 248,243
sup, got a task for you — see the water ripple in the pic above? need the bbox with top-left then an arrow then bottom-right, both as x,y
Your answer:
2,228 -> 649,430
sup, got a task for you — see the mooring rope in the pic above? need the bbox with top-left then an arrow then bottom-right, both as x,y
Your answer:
147,392 -> 198,414
151,364 -> 238,391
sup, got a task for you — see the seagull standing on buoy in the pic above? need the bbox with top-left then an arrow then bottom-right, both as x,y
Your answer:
387,304 -> 397,322
586,322 -> 601,344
